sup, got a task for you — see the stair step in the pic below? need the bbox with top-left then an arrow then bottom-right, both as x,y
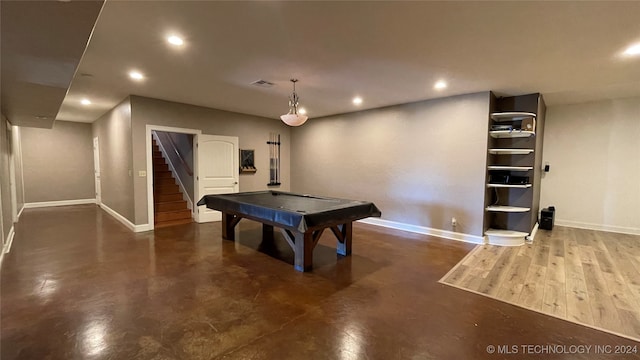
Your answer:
153,170 -> 173,179
154,177 -> 177,186
154,218 -> 193,228
154,184 -> 179,194
155,193 -> 183,202
153,157 -> 166,165
155,200 -> 188,212
155,209 -> 191,222
153,163 -> 169,170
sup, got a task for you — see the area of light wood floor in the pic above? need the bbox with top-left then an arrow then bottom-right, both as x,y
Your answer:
440,226 -> 640,342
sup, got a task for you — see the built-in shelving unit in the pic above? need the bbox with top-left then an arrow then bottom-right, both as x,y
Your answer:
483,94 -> 546,247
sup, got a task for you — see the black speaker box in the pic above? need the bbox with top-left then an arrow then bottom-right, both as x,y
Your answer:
540,207 -> 555,230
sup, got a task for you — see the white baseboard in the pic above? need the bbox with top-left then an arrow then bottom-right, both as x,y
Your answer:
526,222 -> 539,243
24,198 -> 96,209
99,203 -> 153,233
17,205 -> 24,219
135,223 -> 154,232
358,218 -> 485,244
4,226 -> 15,254
556,219 -> 640,236
1,225 -> 16,267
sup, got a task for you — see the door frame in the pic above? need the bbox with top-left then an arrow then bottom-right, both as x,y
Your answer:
145,125 -> 201,228
93,137 -> 101,205
14,126 -> 25,219
7,124 -> 17,223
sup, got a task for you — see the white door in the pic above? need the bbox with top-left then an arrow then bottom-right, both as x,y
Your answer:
93,137 -> 101,205
195,135 -> 239,223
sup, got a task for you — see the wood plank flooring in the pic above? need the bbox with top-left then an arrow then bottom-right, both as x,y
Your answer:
440,226 -> 640,342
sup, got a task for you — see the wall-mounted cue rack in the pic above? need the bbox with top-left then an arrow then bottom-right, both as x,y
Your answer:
267,133 -> 281,186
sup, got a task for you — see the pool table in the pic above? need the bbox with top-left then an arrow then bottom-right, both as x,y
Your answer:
197,191 -> 381,271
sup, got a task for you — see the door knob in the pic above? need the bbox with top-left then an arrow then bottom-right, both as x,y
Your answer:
234,181 -> 238,184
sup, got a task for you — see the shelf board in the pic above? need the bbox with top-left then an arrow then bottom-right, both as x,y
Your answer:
488,166 -> 533,171
486,205 -> 531,213
490,112 -> 536,122
488,148 -> 534,155
490,130 -> 535,138
485,229 -> 529,237
485,229 -> 528,246
487,183 -> 532,188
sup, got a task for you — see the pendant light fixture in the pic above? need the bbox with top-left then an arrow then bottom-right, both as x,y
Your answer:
280,79 -> 308,126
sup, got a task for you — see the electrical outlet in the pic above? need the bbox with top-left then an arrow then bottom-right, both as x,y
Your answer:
451,217 -> 457,227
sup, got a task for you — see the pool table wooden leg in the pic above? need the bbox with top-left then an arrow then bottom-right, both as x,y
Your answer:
221,212 -> 241,241
262,224 -> 274,242
293,231 -> 313,272
332,222 -> 353,256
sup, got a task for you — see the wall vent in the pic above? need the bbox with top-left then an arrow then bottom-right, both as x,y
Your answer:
250,79 -> 275,87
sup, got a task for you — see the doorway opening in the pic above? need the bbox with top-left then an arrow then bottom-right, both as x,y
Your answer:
146,125 -> 201,228
145,125 -> 239,228
151,130 -> 196,228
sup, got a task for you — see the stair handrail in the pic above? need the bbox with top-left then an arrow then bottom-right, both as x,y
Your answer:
162,132 -> 193,176
169,134 -> 193,176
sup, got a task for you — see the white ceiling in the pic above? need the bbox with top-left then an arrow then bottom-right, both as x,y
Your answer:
0,0 -> 103,128
3,1 -> 640,127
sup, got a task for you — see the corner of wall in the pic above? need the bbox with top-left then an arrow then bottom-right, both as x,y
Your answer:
92,97 -> 136,225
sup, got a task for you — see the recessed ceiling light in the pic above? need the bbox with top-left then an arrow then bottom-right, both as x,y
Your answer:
81,99 -> 91,105
298,107 -> 307,115
167,35 -> 184,46
623,43 -> 640,57
353,97 -> 363,105
129,71 -> 144,80
434,80 -> 447,90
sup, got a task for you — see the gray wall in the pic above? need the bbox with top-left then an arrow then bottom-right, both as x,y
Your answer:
291,92 -> 491,237
92,98 -> 135,222
20,120 -> 94,203
0,116 -> 25,247
130,96 -> 292,225
540,97 -> 640,234
531,96 -> 546,232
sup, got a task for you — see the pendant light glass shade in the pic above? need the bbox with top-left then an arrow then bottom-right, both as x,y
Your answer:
280,113 -> 308,126
280,79 -> 308,126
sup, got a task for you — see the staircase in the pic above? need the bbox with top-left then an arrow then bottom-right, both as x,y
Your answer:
152,138 -> 193,228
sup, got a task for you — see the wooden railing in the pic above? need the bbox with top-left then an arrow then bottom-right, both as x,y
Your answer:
165,133 -> 193,176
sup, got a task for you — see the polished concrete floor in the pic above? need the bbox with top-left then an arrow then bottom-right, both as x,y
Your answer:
2,205 -> 638,360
